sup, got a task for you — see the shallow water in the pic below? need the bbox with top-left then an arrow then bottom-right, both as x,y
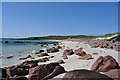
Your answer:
0,39 -> 58,67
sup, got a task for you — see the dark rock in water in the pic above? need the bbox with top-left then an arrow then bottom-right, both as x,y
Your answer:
79,54 -> 93,60
6,66 -> 29,77
62,69 -> 113,80
91,55 -> 119,72
37,53 -> 49,57
39,50 -> 44,53
63,49 -> 74,55
5,41 -> 9,43
19,55 -> 32,60
92,53 -> 98,55
26,55 -> 32,58
6,56 -> 13,59
0,68 -> 7,78
19,58 -> 27,60
57,59 -> 65,64
28,63 -> 66,80
9,76 -> 28,80
47,47 -> 59,53
103,69 -> 120,79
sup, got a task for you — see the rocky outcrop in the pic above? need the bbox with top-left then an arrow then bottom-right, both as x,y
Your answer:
63,49 -> 74,55
62,69 -> 113,80
103,69 -> 120,79
57,59 -> 65,64
0,68 -> 7,78
37,53 -> 49,57
79,54 -> 93,60
28,63 -> 66,80
74,48 -> 86,56
9,76 -> 28,80
91,55 -> 119,72
6,66 -> 29,77
47,47 -> 59,53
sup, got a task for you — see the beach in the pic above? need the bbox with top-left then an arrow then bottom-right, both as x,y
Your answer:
1,39 -> 119,79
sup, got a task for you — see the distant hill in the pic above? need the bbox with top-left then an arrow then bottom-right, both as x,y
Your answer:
18,32 -> 119,40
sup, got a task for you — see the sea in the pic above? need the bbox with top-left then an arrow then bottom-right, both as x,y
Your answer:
0,38 -> 59,58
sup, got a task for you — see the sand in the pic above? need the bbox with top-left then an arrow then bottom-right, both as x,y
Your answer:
1,40 -> 119,78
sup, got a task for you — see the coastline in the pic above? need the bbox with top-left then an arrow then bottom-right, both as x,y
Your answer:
1,40 -> 119,79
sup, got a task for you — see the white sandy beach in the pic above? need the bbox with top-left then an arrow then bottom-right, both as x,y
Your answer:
1,40 -> 119,78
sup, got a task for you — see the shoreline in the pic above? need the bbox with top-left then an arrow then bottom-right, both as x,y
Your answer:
1,40 -> 119,79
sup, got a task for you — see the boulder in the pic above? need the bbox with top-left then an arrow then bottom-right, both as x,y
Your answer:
62,69 -> 113,80
37,53 -> 49,57
6,66 -> 29,77
0,68 -> 7,78
103,69 -> 120,79
9,76 -> 28,80
47,47 -> 59,53
28,63 -> 65,80
19,60 -> 38,68
63,49 -> 74,55
57,59 -> 65,64
62,55 -> 68,59
91,55 -> 119,72
6,56 -> 13,59
39,50 -> 44,53
79,54 -> 93,60
92,53 -> 98,55
74,48 -> 86,56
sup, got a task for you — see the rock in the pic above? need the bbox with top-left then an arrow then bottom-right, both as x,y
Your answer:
74,48 -> 86,56
103,69 -> 120,79
0,68 -> 7,78
37,53 -> 49,57
29,63 -> 65,80
6,56 -> 13,59
6,66 -> 29,77
5,41 -> 9,43
57,59 -> 65,64
19,60 -> 38,68
74,48 -> 83,55
92,53 -> 98,55
62,55 -> 68,59
47,47 -> 59,53
28,74 -> 39,80
79,54 -> 93,60
19,57 -> 27,60
19,55 -> 32,60
91,55 -> 119,72
63,49 -> 74,55
39,50 -> 44,53
43,66 -> 66,79
26,55 -> 32,58
62,69 -> 113,80
9,76 -> 28,80
56,45 -> 62,49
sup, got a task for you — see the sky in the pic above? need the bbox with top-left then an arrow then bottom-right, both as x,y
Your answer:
2,2 -> 118,38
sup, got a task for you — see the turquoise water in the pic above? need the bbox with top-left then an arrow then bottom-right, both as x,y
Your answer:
0,39 -> 58,57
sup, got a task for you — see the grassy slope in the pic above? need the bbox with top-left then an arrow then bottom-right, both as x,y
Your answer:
19,32 -> 118,40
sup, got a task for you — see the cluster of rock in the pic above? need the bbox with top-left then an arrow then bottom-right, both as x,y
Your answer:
62,55 -> 120,80
91,55 -> 120,79
0,57 -> 66,80
62,48 -> 93,60
87,35 -> 120,51
47,46 -> 62,53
